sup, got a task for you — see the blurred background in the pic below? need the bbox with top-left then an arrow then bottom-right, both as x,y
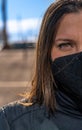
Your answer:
0,0 -> 54,106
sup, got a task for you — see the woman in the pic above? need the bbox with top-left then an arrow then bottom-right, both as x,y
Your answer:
0,0 -> 82,129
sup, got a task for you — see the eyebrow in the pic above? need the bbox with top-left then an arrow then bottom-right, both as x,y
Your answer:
55,38 -> 75,43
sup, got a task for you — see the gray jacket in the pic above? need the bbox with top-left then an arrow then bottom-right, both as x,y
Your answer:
0,100 -> 59,130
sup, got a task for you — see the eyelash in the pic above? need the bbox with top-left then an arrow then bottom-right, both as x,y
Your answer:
58,42 -> 74,49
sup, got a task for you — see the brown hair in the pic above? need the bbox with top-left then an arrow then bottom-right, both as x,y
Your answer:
27,0 -> 82,112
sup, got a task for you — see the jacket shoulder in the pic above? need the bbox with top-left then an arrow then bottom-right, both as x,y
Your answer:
0,99 -> 59,130
0,99 -> 44,126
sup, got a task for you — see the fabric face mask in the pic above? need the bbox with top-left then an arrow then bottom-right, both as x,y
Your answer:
51,52 -> 82,103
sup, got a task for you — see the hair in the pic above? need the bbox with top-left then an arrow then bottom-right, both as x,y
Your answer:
27,0 -> 82,112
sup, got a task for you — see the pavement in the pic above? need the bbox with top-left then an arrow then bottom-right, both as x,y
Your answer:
0,49 -> 35,106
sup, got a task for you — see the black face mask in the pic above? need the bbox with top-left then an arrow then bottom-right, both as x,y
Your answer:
51,52 -> 82,109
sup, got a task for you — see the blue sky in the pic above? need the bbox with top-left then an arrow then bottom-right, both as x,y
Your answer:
0,0 -> 55,42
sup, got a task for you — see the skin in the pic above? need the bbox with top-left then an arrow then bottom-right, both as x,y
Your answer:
51,12 -> 82,61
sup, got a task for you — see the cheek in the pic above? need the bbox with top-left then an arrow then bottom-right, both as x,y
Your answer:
51,47 -> 76,61
51,47 -> 61,61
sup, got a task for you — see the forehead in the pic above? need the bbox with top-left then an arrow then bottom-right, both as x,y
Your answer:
55,11 -> 82,38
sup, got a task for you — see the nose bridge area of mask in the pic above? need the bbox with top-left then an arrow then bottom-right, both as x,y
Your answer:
78,52 -> 82,71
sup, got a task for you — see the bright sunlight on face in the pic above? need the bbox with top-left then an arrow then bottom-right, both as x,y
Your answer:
51,12 -> 82,61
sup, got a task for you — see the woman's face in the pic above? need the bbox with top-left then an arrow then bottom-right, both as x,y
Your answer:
51,12 -> 82,61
